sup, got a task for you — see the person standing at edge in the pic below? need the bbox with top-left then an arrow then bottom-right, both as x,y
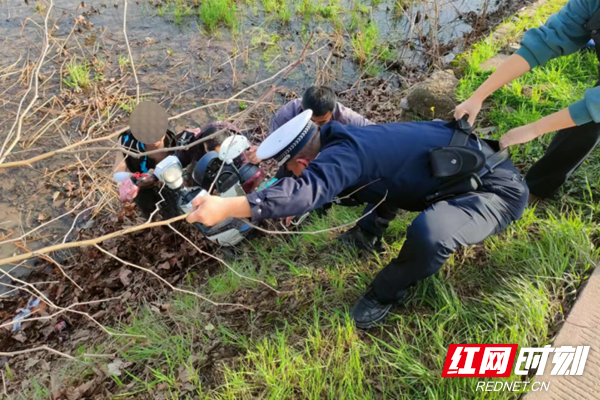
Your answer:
455,0 -> 600,201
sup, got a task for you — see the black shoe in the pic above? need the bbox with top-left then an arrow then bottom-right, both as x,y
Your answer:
337,226 -> 383,253
314,202 -> 333,218
350,287 -> 407,329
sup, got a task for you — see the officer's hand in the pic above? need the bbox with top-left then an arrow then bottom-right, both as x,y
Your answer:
454,97 -> 482,126
186,195 -> 229,226
499,124 -> 541,150
245,145 -> 262,165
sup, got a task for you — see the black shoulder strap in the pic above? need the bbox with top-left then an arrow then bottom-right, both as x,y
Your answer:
585,8 -> 600,31
449,117 -> 473,146
585,9 -> 600,72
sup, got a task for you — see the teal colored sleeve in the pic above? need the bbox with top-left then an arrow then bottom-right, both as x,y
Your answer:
569,86 -> 600,125
515,0 -> 599,68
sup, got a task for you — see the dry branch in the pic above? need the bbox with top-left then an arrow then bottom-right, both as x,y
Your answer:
0,192 -> 94,246
0,0 -> 54,164
0,214 -> 187,266
169,225 -> 285,294
0,345 -> 75,360
94,244 -> 253,311
0,35 -> 317,168
123,0 -> 140,104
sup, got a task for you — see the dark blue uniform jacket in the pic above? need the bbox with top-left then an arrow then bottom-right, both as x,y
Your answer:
246,120 -> 507,222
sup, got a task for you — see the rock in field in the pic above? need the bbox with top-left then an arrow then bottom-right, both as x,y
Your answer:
405,70 -> 459,119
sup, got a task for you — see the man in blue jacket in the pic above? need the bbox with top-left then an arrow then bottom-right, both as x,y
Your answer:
186,111 -> 529,328
455,0 -> 600,201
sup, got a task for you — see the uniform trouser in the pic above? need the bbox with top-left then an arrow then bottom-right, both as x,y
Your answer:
358,203 -> 399,238
370,162 -> 529,303
525,120 -> 600,198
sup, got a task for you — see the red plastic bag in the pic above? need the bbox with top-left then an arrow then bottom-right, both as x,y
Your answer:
119,178 -> 139,203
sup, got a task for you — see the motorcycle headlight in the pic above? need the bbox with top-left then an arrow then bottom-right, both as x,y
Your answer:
155,155 -> 184,189
162,165 -> 183,188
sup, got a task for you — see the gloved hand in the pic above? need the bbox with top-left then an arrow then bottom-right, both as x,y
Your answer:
337,225 -> 383,253
118,178 -> 140,203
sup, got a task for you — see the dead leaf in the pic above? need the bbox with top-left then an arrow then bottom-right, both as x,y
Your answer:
40,359 -> 50,371
66,379 -> 96,400
91,310 -> 106,320
178,367 -> 191,383
204,323 -> 215,331
13,333 -> 27,343
119,269 -> 132,286
71,329 -> 91,340
26,357 -> 40,370
52,191 -> 60,202
157,261 -> 170,270
107,359 -> 123,376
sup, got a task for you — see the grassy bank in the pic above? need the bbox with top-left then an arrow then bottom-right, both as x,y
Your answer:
19,0 -> 600,398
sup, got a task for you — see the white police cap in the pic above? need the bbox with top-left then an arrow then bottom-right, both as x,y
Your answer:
257,109 -> 317,166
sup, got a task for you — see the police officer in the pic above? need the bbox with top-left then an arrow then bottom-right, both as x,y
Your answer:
186,111 -> 529,328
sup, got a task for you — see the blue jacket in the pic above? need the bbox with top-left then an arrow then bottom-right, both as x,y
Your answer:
246,121 -> 481,222
515,0 -> 600,125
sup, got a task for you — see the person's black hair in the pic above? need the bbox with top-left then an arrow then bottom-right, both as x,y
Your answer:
301,86 -> 337,117
202,126 -> 231,151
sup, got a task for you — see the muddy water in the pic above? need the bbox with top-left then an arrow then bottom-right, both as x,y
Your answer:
0,0 -> 515,294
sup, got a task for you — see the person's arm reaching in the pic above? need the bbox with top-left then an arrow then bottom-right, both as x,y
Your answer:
455,54 -> 531,125
499,108 -> 576,149
456,0 -> 598,125
186,195 -> 252,226
188,141 -> 363,226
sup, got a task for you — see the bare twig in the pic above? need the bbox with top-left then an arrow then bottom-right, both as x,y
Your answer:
123,0 -> 139,104
42,255 -> 84,291
0,38 -> 316,168
94,244 -> 253,310
0,0 -> 54,163
0,296 -> 123,331
61,205 -> 96,244
246,191 -> 388,235
0,192 -> 95,246
0,279 -> 137,337
0,214 -> 188,266
0,346 -> 75,360
1,371 -> 6,398
169,225 -> 284,294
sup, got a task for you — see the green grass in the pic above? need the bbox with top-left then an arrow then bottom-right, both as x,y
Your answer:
51,203 -> 598,398
199,0 -> 237,32
350,19 -> 394,72
26,1 -> 600,398
63,58 -> 90,90
153,0 -> 195,24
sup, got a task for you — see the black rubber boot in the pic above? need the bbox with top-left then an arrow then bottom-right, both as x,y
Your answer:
337,225 -> 383,253
350,287 -> 407,329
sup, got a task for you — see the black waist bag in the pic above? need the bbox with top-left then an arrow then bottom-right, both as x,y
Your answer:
430,146 -> 486,178
426,118 -> 487,204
